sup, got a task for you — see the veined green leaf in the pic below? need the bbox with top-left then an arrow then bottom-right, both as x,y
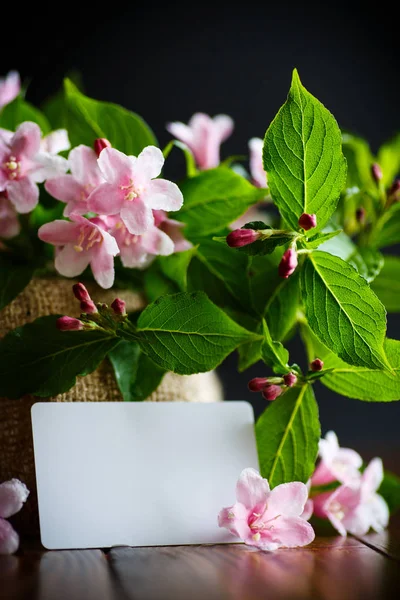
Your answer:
304,230 -> 342,249
318,226 -> 356,261
0,255 -> 35,311
256,384 -> 320,487
134,292 -> 260,375
264,69 -> 347,232
371,255 -> 400,313
0,96 -> 51,133
377,132 -> 400,187
369,204 -> 400,250
159,246 -> 197,292
348,247 -> 384,283
265,272 -> 300,342
301,251 -> 388,370
260,319 -> 290,374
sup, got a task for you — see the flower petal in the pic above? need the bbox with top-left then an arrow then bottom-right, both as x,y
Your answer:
235,468 -> 270,510
0,71 -> 20,109
90,243 -> 115,289
30,153 -> 69,183
144,179 -> 184,212
55,245 -> 91,278
141,227 -> 174,256
98,227 -> 120,257
119,241 -> 150,269
362,458 -> 383,496
97,147 -> 134,184
301,499 -> 314,521
69,145 -> 103,187
218,502 -> 251,540
265,482 -> 309,518
166,122 -> 195,147
120,199 -> 154,235
213,114 -> 234,142
0,518 -> 19,555
38,220 -> 80,245
0,479 -> 29,518
131,146 -> 164,186
319,430 -> 339,462
45,175 -> 86,204
311,462 -> 337,487
87,183 -> 124,215
11,122 -> 41,158
259,515 -> 315,549
368,494 -> 389,533
7,178 -> 39,213
41,129 -> 70,154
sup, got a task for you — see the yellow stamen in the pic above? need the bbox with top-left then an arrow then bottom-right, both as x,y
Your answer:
252,533 -> 261,542
74,245 -> 83,252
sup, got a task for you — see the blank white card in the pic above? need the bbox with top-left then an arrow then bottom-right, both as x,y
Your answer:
31,401 -> 258,549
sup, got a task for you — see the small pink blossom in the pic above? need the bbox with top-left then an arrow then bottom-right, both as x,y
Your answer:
72,282 -> 97,314
0,122 -> 68,214
310,358 -> 324,371
283,373 -> 297,387
298,213 -> 317,230
46,145 -> 104,217
0,193 -> 20,239
167,113 -> 234,170
313,458 -> 389,536
0,478 -> 29,555
56,316 -> 84,331
111,298 -> 126,315
248,377 -> 271,392
262,384 -> 283,401
94,138 -> 111,157
218,468 -> 315,551
278,248 -> 298,278
38,214 -> 119,289
0,71 -> 21,109
88,146 -> 183,235
249,138 -> 267,188
40,129 -> 70,155
311,431 -> 362,488
227,228 -> 260,248
153,210 -> 192,252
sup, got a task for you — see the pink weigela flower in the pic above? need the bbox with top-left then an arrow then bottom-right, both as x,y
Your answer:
0,122 -> 68,214
313,458 -> 389,536
0,193 -> 20,239
167,113 -> 234,170
218,468 -> 315,551
0,71 -> 21,109
0,478 -> 29,555
153,210 -> 192,253
38,214 -> 119,289
311,431 -> 362,488
88,146 -> 183,235
249,137 -> 267,188
46,145 -> 104,217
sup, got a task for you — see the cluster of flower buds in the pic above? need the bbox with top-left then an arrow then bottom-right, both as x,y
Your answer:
248,372 -> 298,401
56,283 -> 127,332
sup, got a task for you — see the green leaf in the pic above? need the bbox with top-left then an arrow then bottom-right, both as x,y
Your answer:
378,470 -> 400,514
109,340 -> 166,402
0,316 -> 119,398
256,384 -> 320,487
236,221 -> 294,257
158,247 -> 197,292
341,132 -> 375,191
265,272 -> 300,342
163,140 -> 197,177
0,254 -> 35,311
318,226 -> 356,261
64,79 -> 157,154
301,251 -> 388,370
377,132 -> 400,187
301,325 -> 400,402
134,291 -> 261,375
143,263 -> 179,303
371,256 -> 400,312
176,167 -> 266,237
348,247 -> 384,283
260,319 -> 290,374
0,96 -> 51,133
304,230 -> 342,249
264,69 -> 347,232
238,327 -> 263,371
369,204 -> 400,250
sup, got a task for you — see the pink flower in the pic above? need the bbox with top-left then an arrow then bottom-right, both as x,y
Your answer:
38,214 -> 119,289
0,193 -> 20,239
249,138 -> 267,188
0,478 -> 29,555
311,431 -> 362,488
0,122 -> 68,214
218,468 -> 315,551
313,458 -> 389,536
106,216 -> 174,269
153,210 -> 192,252
0,71 -> 20,109
167,113 -> 234,170
46,145 -> 104,217
40,129 -> 70,155
88,146 -> 183,235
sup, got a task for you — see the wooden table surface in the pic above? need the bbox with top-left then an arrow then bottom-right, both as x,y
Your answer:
1,518 -> 400,600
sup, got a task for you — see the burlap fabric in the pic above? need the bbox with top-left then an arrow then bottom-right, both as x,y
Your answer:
0,278 -> 223,535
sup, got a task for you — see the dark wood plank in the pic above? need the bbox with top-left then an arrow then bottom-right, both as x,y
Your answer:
109,538 -> 400,600
0,549 -> 117,600
355,514 -> 400,561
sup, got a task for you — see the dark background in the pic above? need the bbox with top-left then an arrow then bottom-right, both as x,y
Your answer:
2,2 -> 399,458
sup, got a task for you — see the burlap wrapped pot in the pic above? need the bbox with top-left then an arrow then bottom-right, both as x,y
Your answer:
0,278 -> 223,535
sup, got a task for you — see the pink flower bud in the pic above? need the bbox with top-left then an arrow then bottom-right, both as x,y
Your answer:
283,373 -> 297,387
310,358 -> 324,372
278,248 -> 298,279
356,207 -> 366,224
298,213 -> 317,230
226,228 -> 260,248
80,300 -> 97,314
72,282 -> 92,303
56,316 -> 84,331
371,163 -> 383,182
111,298 -> 126,316
94,138 -> 112,157
262,384 -> 283,401
248,377 -> 269,392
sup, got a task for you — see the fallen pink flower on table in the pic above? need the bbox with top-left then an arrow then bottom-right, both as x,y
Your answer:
38,214 -> 119,289
311,431 -> 362,488
167,113 -> 234,170
46,145 -> 104,216
0,479 -> 29,555
218,468 -> 315,551
88,146 -> 183,235
313,458 -> 389,536
0,71 -> 20,109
